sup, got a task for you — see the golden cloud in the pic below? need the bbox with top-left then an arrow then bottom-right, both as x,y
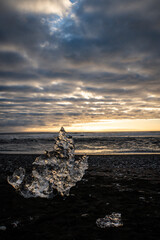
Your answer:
8,0 -> 72,15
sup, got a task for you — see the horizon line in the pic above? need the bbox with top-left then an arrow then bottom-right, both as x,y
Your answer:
0,130 -> 160,134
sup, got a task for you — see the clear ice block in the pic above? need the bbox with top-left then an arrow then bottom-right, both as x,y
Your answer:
8,127 -> 88,198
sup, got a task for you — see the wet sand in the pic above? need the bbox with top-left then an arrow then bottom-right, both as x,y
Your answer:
0,154 -> 160,240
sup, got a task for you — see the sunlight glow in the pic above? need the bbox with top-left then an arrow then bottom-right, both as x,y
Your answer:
25,119 -> 160,133
67,119 -> 160,132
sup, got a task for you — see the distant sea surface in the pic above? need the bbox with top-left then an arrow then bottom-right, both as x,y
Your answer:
0,131 -> 160,155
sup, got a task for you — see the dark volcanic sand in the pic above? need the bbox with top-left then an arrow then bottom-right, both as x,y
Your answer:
0,154 -> 160,240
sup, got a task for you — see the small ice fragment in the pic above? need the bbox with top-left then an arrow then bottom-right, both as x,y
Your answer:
12,221 -> 20,228
7,167 -> 25,190
0,226 -> 6,231
139,196 -> 145,200
96,213 -> 123,228
81,213 -> 89,217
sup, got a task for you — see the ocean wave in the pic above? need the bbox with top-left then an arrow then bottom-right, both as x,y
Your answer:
0,132 -> 160,154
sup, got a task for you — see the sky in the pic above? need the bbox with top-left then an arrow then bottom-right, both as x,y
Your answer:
0,0 -> 160,132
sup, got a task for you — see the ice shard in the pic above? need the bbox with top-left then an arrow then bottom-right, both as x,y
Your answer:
96,213 -> 123,228
8,127 -> 88,198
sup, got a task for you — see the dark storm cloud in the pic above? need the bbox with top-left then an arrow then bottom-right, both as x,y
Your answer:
0,51 -> 28,68
0,3 -> 51,48
0,0 -> 160,130
60,0 -> 160,60
0,82 -> 76,94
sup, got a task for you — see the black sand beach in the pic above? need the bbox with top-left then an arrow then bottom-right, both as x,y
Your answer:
0,154 -> 160,240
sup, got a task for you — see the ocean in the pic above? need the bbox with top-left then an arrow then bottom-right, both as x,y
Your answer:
0,131 -> 160,154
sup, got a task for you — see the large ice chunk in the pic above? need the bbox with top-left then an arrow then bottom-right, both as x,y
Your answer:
8,127 -> 88,198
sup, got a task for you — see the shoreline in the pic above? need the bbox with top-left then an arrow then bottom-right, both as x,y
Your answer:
0,154 -> 160,239
0,152 -> 160,155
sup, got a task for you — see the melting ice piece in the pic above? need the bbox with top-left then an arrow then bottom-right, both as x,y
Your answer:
0,226 -> 7,231
96,213 -> 123,228
8,167 -> 25,190
8,127 -> 88,198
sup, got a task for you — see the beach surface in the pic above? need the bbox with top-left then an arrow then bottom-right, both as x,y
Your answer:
0,154 -> 160,240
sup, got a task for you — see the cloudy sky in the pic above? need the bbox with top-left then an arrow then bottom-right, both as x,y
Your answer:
0,0 -> 160,132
